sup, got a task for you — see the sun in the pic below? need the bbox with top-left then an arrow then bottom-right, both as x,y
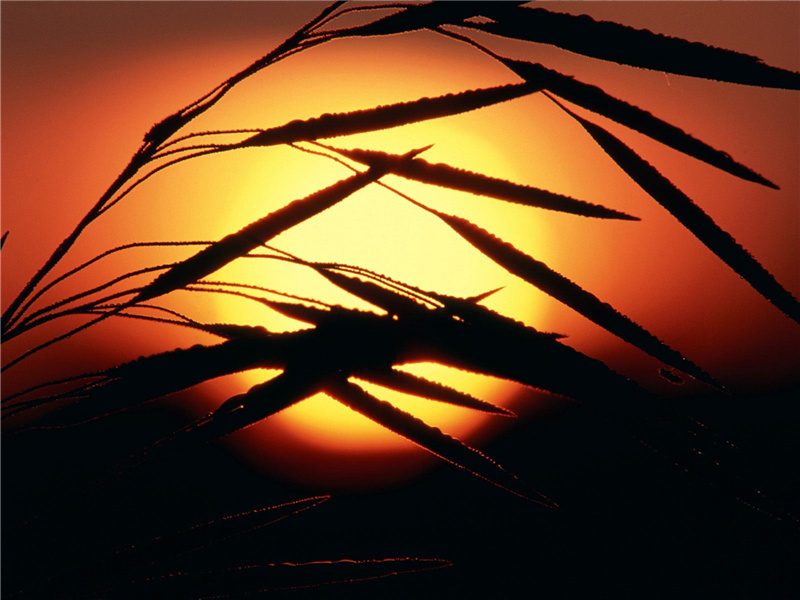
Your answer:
190,39 -> 560,477
4,2 -> 796,492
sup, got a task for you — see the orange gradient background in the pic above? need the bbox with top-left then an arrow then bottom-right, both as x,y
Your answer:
2,2 -> 798,490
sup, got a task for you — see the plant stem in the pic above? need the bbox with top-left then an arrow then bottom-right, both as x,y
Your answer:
1,2 -> 345,335
1,153 -> 150,334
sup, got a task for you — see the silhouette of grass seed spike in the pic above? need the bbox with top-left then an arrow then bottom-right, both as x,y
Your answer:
465,5 -> 800,89
133,149 -> 426,305
549,95 -> 800,325
325,375 -> 556,508
498,59 -> 778,188
238,82 -> 542,148
407,199 -> 723,389
324,144 -> 639,219
355,367 -> 516,417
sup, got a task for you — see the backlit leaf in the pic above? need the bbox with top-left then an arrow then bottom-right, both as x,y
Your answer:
467,6 -> 800,89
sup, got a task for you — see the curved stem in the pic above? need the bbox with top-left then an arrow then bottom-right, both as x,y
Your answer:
1,3 -> 342,332
305,3 -> 411,35
4,241 -> 212,333
155,129 -> 267,154
7,264 -> 175,340
97,147 -> 234,217
191,278 -> 334,308
1,151 -> 150,332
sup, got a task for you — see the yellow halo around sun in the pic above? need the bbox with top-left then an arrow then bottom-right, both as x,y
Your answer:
148,37 -> 558,463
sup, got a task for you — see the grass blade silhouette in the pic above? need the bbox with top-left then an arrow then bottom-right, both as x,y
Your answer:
127,496 -> 331,560
411,313 -> 794,520
187,369 -> 324,444
238,82 -> 541,148
551,97 -> 800,325
337,2 -> 525,37
408,200 -> 722,388
499,59 -> 777,187
123,370 -> 322,472
326,144 -> 639,219
192,322 -> 273,341
25,334 -> 287,428
112,557 -> 451,599
467,6 -> 800,89
356,368 -> 515,416
315,268 -> 433,316
256,296 -> 386,327
250,298 -> 334,326
325,375 -> 556,508
19,497 -> 332,599
133,166 -> 388,304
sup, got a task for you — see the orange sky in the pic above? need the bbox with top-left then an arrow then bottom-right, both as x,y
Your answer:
2,2 -> 798,490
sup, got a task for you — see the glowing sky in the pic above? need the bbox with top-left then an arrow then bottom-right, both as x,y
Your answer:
3,2 -> 798,489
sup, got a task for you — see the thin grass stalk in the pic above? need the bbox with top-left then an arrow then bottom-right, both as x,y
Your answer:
547,95 -> 800,324
355,368 -> 515,416
131,165 -> 395,304
5,241 -> 213,332
322,144 -> 639,219
325,375 -> 557,507
8,264 -> 176,339
1,2 -> 341,331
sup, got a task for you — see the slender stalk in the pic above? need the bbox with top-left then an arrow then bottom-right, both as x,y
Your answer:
1,2 -> 345,333
5,241 -> 212,333
8,265 -> 175,339
1,153 -> 149,332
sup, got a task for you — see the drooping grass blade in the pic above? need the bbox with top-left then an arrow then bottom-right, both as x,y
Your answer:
109,557 -> 451,599
355,367 -> 515,416
316,268 -> 433,316
406,309 -> 795,522
184,369 -> 324,444
335,1 -> 524,37
120,369 -> 322,473
552,97 -> 800,325
26,332 -> 288,428
326,145 -> 638,219
238,82 -> 542,148
133,167 -> 386,304
466,6 -> 800,89
500,59 -> 778,187
325,375 -> 556,508
408,200 -> 722,388
22,497 -> 332,599
126,496 -> 331,561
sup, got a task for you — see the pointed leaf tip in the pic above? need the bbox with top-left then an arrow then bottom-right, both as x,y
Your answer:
327,145 -> 639,220
550,95 -> 800,325
467,287 -> 505,304
470,6 -> 800,90
356,368 -> 516,417
408,143 -> 435,157
327,376 -> 555,508
416,199 -> 724,388
502,59 -> 779,188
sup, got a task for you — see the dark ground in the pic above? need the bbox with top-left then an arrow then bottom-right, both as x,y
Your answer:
3,387 -> 799,599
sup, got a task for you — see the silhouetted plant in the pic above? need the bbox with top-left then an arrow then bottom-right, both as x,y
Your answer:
3,2 -> 799,597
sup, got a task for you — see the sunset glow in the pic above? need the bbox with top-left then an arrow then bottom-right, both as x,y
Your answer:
2,2 -> 798,490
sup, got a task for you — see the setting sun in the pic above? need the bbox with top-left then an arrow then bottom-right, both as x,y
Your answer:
3,4 -> 799,598
3,1 -> 798,488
